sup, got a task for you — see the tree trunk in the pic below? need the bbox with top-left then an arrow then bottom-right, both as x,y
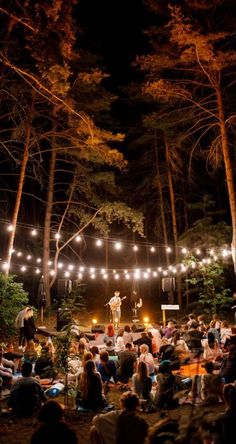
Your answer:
154,133 -> 169,267
165,133 -> 182,307
216,88 -> 236,275
5,96 -> 35,274
43,124 -> 57,307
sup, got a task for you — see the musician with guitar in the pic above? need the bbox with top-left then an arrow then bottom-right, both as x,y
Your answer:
108,291 -> 126,327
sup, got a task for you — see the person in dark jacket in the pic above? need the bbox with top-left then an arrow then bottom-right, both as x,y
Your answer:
97,351 -> 118,383
213,383 -> 236,444
133,332 -> 153,355
219,345 -> 236,383
24,308 -> 36,345
35,346 -> 56,380
31,400 -> 78,444
117,343 -> 136,383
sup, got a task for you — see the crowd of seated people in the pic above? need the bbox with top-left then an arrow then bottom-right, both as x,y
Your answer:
2,312 -> 236,444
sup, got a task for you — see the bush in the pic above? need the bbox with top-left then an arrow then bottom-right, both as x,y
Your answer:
0,273 -> 29,337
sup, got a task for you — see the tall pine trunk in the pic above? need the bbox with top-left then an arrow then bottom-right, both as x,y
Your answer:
5,96 -> 35,273
154,134 -> 170,267
165,133 -> 182,307
43,119 -> 57,307
216,88 -> 236,275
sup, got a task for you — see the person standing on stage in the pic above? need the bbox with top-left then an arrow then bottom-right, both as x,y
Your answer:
108,291 -> 122,327
15,306 -> 30,350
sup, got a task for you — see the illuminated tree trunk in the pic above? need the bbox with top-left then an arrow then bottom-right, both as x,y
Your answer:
216,88 -> 236,274
5,96 -> 34,274
43,122 -> 57,308
154,133 -> 170,267
165,133 -> 182,307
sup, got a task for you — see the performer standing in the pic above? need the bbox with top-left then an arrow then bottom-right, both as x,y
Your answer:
108,291 -> 125,327
15,306 -> 29,349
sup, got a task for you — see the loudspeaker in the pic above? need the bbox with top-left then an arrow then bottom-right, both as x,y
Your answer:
56,307 -> 72,331
131,323 -> 145,332
91,324 -> 105,333
162,277 -> 175,292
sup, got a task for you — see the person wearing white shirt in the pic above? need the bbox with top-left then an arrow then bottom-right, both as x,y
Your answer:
138,344 -> 155,375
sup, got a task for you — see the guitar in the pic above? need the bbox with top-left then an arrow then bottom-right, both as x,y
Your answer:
109,296 -> 126,311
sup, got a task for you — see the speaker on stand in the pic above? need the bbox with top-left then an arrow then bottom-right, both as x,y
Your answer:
162,277 -> 175,304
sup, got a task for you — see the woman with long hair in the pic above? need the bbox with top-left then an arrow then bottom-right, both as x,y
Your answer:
115,329 -> 125,353
123,325 -> 133,345
202,331 -> 222,361
132,361 -> 152,401
77,360 -> 106,410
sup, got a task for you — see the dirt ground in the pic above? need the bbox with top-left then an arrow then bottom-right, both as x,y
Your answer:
0,386 -> 225,444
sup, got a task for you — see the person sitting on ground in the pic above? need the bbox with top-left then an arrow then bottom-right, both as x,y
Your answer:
147,418 -> 179,444
201,361 -> 223,404
161,321 -> 177,339
90,346 -> 101,363
34,346 -> 56,379
123,325 -> 133,345
24,340 -> 38,364
148,324 -> 162,356
3,343 -> 23,366
0,351 -> 13,389
185,322 -> 203,355
197,315 -> 207,333
78,341 -> 86,360
103,324 -> 116,348
105,340 -> 115,356
208,320 -> 221,343
158,338 -> 175,362
115,329 -> 125,353
75,351 -> 93,383
212,314 -> 221,331
213,383 -> 236,444
0,346 -> 15,373
153,360 -> 178,410
117,342 -> 136,384
169,331 -> 190,362
132,360 -> 152,402
8,361 -> 47,416
202,332 -> 223,362
220,321 -> 232,346
76,359 -> 107,410
133,331 -> 153,355
30,400 -> 78,444
187,313 -> 197,329
90,391 -> 148,444
97,351 -> 118,383
138,344 -> 155,375
219,345 -> 236,383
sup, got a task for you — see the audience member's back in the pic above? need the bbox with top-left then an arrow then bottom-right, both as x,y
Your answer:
8,361 -> 47,416
31,401 -> 78,444
213,384 -> 236,444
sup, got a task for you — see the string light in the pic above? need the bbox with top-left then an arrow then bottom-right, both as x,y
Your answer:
115,242 -> 122,250
196,249 -> 201,255
7,224 -> 13,232
55,233 -> 61,240
181,247 -> 188,254
35,268 -> 40,274
133,245 -> 138,251
96,239 -> 103,247
166,247 -> 172,253
150,246 -> 156,253
36,258 -> 41,263
2,262 -> 8,270
31,229 -> 37,236
21,266 -> 26,272
58,262 -> 63,269
27,255 -> 32,260
75,235 -> 81,242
